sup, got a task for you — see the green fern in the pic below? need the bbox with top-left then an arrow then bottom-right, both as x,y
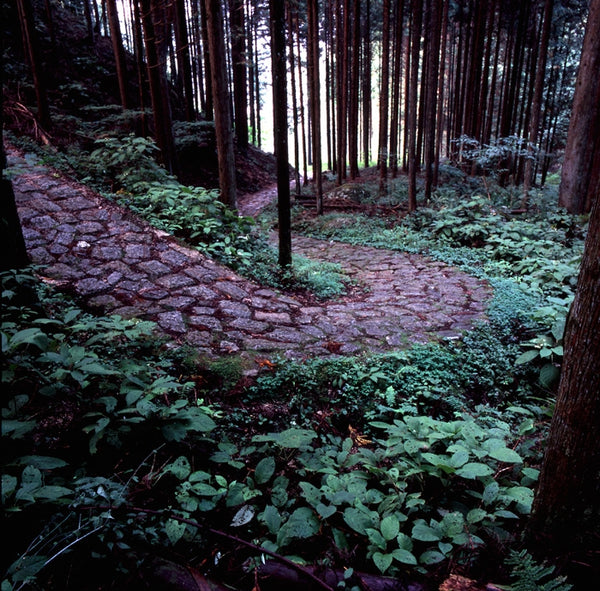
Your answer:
506,550 -> 572,591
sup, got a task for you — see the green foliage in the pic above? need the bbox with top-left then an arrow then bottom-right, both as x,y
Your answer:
86,134 -> 174,192
506,550 -> 573,591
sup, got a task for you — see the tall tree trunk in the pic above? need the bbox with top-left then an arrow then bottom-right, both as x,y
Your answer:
287,4 -> 301,195
362,0 -> 371,168
558,0 -> 600,214
174,0 -> 196,120
200,0 -> 214,120
377,0 -> 391,195
423,0 -> 441,203
204,0 -> 237,209
348,0 -> 361,179
269,0 -> 291,268
522,0 -> 554,207
406,0 -> 422,211
140,0 -> 178,174
527,165 -> 600,588
16,0 -> 51,128
389,0 -> 404,179
307,0 -> 323,213
229,0 -> 249,153
107,0 -> 129,109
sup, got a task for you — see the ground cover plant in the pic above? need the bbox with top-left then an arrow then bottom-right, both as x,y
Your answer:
2,156 -> 586,589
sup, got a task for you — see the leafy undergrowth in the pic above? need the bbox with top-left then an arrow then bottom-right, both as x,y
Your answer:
2,253 -> 573,590
3,137 -> 586,590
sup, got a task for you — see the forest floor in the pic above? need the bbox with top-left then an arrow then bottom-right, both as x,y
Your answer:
8,143 -> 491,368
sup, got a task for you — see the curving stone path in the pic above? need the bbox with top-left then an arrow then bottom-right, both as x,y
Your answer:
7,146 -> 492,362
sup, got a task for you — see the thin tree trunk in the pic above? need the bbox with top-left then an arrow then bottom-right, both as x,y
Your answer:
348,0 -> 361,179
307,0 -> 323,213
174,0 -> 195,120
377,0 -> 391,195
407,0 -> 422,211
229,0 -> 249,153
287,4 -> 301,195
140,0 -> 177,174
16,0 -> 51,128
204,0 -> 237,209
269,0 -> 291,268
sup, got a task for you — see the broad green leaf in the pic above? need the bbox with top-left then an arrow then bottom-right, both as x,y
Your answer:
277,507 -> 319,546
254,456 -> 276,485
343,506 -> 374,535
466,508 -> 488,524
35,485 -> 73,500
412,521 -> 442,542
316,503 -> 337,519
7,328 -> 50,351
487,446 -> 522,464
15,456 -> 68,470
166,518 -> 187,545
539,364 -> 560,389
261,505 -> 282,534
419,550 -> 445,565
456,462 -> 493,479
372,552 -> 393,573
392,548 -> 417,565
482,481 -> 500,505
515,349 -> 539,364
164,456 -> 191,480
380,514 -> 400,541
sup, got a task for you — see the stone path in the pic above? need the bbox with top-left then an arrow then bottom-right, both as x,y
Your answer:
7,146 -> 492,363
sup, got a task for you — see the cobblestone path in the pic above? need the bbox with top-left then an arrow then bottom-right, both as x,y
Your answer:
8,147 -> 492,362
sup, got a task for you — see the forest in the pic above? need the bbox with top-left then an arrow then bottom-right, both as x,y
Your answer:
1,0 -> 599,590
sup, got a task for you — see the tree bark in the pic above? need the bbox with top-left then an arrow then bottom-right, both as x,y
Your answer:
307,0 -> 323,213
269,0 -> 291,268
204,0 -> 237,209
106,0 -> 129,109
406,0 -> 422,211
377,0 -> 391,195
16,0 -> 51,128
140,0 -> 178,174
558,0 -> 600,214
229,0 -> 249,153
527,7 -> 600,581
527,174 -> 600,584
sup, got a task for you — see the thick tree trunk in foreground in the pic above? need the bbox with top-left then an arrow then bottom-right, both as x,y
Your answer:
204,0 -> 237,209
527,10 -> 600,573
527,189 -> 600,582
269,0 -> 291,268
558,0 -> 600,214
